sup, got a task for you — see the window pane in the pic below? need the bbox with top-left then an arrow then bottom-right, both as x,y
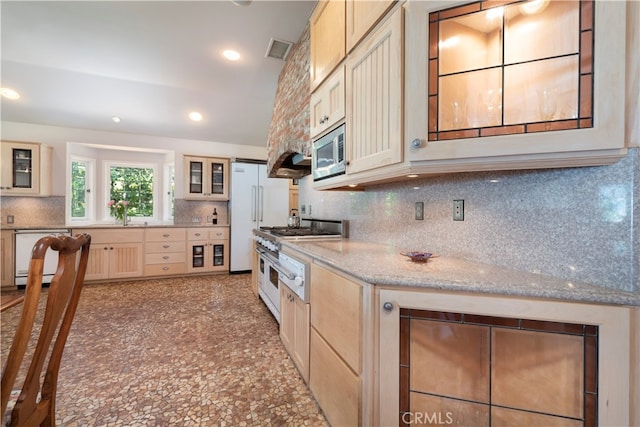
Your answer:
71,161 -> 87,218
504,56 -> 579,124
439,68 -> 502,130
110,166 -> 154,217
504,0 -> 579,65
439,8 -> 503,75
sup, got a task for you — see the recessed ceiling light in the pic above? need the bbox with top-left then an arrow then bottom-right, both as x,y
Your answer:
1,87 -> 20,100
223,49 -> 241,61
348,184 -> 358,188
189,111 -> 203,122
407,174 -> 419,178
112,116 -> 121,123
231,0 -> 252,5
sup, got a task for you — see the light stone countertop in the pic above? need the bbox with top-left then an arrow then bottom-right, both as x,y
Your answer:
2,224 -> 228,230
282,239 -> 640,307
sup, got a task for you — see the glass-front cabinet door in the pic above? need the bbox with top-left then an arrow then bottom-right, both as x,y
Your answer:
188,160 -> 204,195
0,141 -> 51,196
183,156 -> 229,200
405,0 -> 628,169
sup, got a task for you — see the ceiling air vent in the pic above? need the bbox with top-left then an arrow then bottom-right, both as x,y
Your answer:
265,38 -> 293,60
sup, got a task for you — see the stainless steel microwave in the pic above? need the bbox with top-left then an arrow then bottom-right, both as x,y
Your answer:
312,123 -> 345,181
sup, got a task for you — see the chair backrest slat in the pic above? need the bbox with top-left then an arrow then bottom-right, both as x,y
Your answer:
1,233 -> 91,426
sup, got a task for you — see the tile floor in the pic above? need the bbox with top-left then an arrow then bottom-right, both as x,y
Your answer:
1,274 -> 329,426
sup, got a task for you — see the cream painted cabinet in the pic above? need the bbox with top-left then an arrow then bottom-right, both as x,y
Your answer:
310,0 -> 346,91
280,284 -> 310,383
346,0 -> 395,52
184,156 -> 229,201
0,141 -> 52,197
78,229 -> 144,281
310,262 -> 372,426
310,64 -> 345,139
403,0 -> 630,172
345,6 -> 403,176
144,228 -> 186,277
376,288 -> 638,427
187,227 -> 229,273
1,230 -> 14,288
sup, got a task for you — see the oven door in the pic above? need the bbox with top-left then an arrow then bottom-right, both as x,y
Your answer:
257,251 -> 281,323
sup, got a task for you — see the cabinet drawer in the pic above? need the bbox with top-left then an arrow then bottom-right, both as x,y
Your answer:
145,241 -> 186,254
188,227 -> 229,241
311,263 -> 362,373
83,229 -> 144,244
145,228 -> 186,242
310,328 -> 360,427
145,263 -> 186,276
145,252 -> 186,265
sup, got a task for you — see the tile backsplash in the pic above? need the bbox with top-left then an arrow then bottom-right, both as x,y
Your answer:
299,148 -> 639,293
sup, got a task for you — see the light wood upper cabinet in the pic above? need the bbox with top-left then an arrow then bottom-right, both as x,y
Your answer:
183,156 -> 229,201
0,141 -> 52,197
345,6 -> 403,175
346,0 -> 395,52
404,0 -> 629,170
310,0 -> 346,92
310,64 -> 345,139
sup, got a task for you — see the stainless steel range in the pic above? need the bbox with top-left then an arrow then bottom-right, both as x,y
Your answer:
253,219 -> 347,322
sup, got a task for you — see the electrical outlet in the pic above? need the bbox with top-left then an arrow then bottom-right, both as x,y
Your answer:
300,205 -> 306,214
7,215 -> 14,224
453,200 -> 464,221
415,202 -> 424,220
192,216 -> 201,223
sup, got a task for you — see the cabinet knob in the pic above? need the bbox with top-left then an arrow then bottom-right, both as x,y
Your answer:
163,245 -> 170,248
163,234 -> 170,237
411,138 -> 423,148
383,302 -> 394,312
163,256 -> 170,260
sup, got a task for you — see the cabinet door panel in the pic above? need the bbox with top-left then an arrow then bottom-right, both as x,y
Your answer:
346,7 -> 403,175
310,66 -> 346,139
109,244 -> 143,278
346,0 -> 395,51
85,246 -> 110,281
310,0 -> 346,91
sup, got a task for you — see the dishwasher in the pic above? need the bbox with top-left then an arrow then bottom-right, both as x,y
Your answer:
14,229 -> 71,288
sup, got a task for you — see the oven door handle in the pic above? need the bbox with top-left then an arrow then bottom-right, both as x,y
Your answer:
257,249 -> 296,280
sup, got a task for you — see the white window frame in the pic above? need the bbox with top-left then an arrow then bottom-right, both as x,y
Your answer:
67,155 -> 96,226
163,162 -> 175,222
103,160 -> 159,224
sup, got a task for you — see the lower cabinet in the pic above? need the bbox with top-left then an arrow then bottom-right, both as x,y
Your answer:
187,227 -> 229,273
144,228 -> 186,277
1,230 -> 14,288
82,229 -> 144,281
280,284 -> 310,383
309,263 -> 371,426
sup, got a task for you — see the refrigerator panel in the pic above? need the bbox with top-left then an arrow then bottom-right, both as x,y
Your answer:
230,163 -> 259,272
258,164 -> 290,228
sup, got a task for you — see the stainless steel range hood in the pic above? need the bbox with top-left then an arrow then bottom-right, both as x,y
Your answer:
270,151 -> 311,178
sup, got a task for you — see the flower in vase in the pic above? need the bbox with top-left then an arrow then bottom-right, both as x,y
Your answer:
108,200 -> 129,222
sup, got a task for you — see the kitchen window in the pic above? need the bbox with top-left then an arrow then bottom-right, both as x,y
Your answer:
105,161 -> 157,222
69,156 -> 95,222
67,144 -> 174,225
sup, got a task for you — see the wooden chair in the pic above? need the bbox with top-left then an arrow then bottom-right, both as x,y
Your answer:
1,233 -> 91,426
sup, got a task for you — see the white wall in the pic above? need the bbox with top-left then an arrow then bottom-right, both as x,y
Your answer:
1,121 -> 267,197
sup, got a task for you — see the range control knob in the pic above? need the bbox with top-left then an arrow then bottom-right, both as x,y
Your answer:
294,276 -> 304,287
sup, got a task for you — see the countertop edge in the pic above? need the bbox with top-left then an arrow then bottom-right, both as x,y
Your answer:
282,239 -> 640,307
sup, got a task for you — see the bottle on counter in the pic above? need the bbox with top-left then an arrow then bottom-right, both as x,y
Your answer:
212,208 -> 218,225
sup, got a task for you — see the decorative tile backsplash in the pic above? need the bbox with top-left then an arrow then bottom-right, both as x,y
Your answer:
299,148 -> 639,292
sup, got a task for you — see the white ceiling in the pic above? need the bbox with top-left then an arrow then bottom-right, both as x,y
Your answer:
0,0 -> 315,148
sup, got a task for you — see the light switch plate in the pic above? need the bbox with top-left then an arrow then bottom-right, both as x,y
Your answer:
415,202 -> 424,220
